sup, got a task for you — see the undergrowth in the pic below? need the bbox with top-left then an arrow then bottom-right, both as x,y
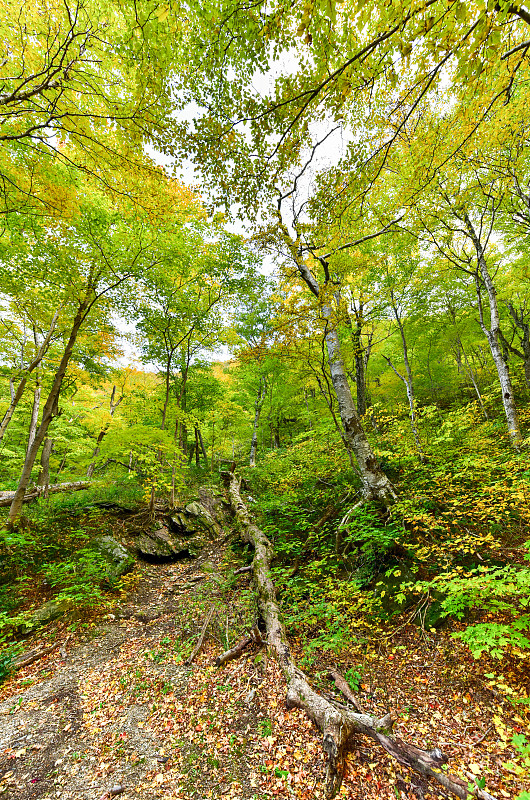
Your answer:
0,479 -> 144,641
245,402 -> 530,666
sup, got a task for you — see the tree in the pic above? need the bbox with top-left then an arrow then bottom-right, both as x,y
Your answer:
0,0 -> 179,214
3,177 -> 199,523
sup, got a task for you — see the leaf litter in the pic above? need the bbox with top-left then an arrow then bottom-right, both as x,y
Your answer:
0,539 -> 528,800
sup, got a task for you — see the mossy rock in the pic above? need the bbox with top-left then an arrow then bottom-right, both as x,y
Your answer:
168,502 -> 217,538
19,598 -> 74,634
135,527 -> 207,561
90,535 -> 135,585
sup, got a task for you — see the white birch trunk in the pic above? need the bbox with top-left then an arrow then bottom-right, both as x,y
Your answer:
464,214 -> 522,445
26,379 -> 41,456
322,301 -> 397,503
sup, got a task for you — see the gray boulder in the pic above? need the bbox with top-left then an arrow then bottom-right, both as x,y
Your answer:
135,527 -> 207,561
168,501 -> 217,538
91,535 -> 135,585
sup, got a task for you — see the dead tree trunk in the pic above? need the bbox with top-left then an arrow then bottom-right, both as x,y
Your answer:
0,481 -> 92,507
224,472 -> 497,800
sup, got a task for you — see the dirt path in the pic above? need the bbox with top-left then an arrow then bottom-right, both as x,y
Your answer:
0,541 -> 325,800
0,538 -> 526,800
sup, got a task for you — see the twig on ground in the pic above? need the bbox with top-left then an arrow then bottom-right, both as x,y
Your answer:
186,605 -> 216,665
234,565 -> 253,576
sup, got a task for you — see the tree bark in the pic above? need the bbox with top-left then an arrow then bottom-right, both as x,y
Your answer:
464,214 -> 522,446
197,426 -> 208,465
322,300 -> 396,503
8,300 -> 90,524
386,291 -> 425,461
26,377 -> 41,456
38,437 -> 53,492
280,224 -> 396,504
0,305 -> 62,444
459,338 -> 488,420
249,376 -> 265,467
87,386 -> 124,478
194,427 -> 200,466
224,472 -> 497,800
499,302 -> 530,391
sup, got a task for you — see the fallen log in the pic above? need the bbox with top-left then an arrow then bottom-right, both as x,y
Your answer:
14,634 -> 71,669
0,481 -> 92,507
224,471 -> 496,800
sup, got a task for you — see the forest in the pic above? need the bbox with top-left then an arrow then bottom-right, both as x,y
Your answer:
1,2 -> 530,799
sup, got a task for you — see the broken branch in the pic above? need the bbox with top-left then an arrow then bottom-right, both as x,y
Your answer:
215,635 -> 253,667
327,668 -> 365,713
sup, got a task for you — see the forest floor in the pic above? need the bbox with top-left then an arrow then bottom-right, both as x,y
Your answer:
0,531 -> 528,800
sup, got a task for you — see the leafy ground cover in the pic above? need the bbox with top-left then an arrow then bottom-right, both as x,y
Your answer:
0,504 -> 528,800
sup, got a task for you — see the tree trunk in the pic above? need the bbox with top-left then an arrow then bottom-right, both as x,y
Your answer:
304,390 -> 313,430
283,233 -> 396,504
387,291 -> 425,461
464,214 -> 521,446
197,426 -> 208,465
87,386 -> 124,478
0,305 -> 62,445
322,301 -> 396,503
500,302 -> 530,392
161,362 -> 171,431
0,377 -> 28,444
249,377 -> 265,467
26,378 -> 41,456
8,300 -> 90,524
0,481 -> 91,507
354,347 -> 367,417
459,338 -> 488,420
194,427 -> 200,467
224,472 -> 496,800
38,438 -> 53,493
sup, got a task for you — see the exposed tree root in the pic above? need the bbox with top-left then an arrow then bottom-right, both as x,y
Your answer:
224,471 -> 497,800
215,634 -> 253,667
